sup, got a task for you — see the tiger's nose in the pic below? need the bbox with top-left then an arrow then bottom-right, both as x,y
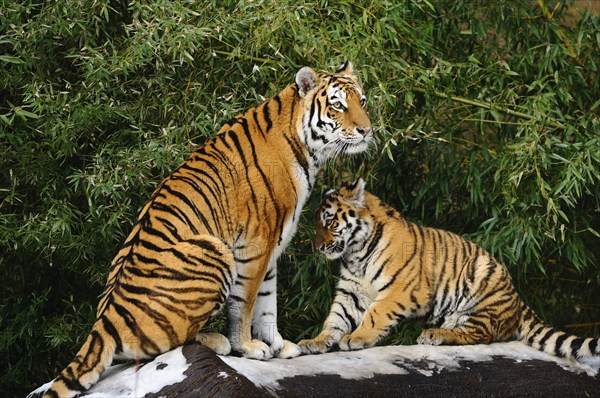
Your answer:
356,127 -> 372,137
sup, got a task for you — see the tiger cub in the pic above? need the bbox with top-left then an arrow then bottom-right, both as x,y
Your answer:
299,179 -> 600,364
40,63 -> 372,398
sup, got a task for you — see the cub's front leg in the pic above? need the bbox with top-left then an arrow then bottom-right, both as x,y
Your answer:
251,264 -> 301,358
299,287 -> 368,354
339,297 -> 409,351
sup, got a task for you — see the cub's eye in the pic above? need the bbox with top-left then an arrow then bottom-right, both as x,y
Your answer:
324,218 -> 333,228
331,101 -> 345,112
360,97 -> 367,108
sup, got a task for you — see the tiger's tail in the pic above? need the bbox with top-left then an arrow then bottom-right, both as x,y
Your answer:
517,303 -> 600,362
41,319 -> 116,398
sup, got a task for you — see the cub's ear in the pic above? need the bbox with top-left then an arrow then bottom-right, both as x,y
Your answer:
321,187 -> 336,199
346,178 -> 365,207
335,60 -> 354,75
296,66 -> 318,97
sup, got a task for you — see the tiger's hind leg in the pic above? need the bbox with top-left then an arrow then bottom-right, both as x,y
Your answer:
124,234 -> 237,354
417,311 -> 512,345
417,326 -> 493,345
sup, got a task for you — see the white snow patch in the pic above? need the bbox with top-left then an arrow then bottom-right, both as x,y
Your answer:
218,371 -> 229,379
220,341 -> 598,392
82,347 -> 189,397
29,348 -> 190,398
27,379 -> 54,397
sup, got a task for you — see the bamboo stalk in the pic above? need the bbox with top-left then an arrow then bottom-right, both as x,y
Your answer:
212,50 -> 276,64
564,322 -> 600,329
411,87 -> 567,130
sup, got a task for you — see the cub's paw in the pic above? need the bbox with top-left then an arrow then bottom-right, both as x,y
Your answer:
298,333 -> 339,354
277,340 -> 302,359
237,339 -> 273,360
339,334 -> 373,351
298,338 -> 327,355
196,332 -> 231,355
417,329 -> 445,346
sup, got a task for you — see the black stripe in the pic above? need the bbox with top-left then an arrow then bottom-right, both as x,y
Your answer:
309,97 -> 328,144
142,225 -> 176,246
238,117 -> 281,226
152,201 -> 199,235
332,310 -> 353,330
570,337 -> 584,357
379,224 -> 418,292
101,316 -> 124,354
171,174 -> 224,233
370,258 -> 387,283
59,372 -> 85,393
44,389 -> 59,398
228,294 -> 245,303
162,184 -> 214,235
139,238 -> 166,253
155,216 -> 184,242
283,134 -> 309,182
132,252 -> 163,266
588,339 -> 598,354
253,110 -> 266,138
262,102 -> 273,132
264,269 -> 276,281
554,333 -> 569,357
339,303 -> 357,330
360,222 -> 384,263
227,130 -> 260,215
217,131 -> 232,150
273,94 -> 282,114
339,288 -> 363,312
526,323 -> 546,343
466,317 -> 490,332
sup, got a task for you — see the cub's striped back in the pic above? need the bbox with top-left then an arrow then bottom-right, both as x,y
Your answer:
38,63 -> 372,398
299,179 -> 600,364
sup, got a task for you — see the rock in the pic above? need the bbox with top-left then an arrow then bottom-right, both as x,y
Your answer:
29,341 -> 599,398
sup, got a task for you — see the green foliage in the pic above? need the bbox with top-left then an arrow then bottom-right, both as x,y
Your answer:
1,0 -> 598,395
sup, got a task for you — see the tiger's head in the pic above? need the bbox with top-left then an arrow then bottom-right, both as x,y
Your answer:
315,178 -> 370,260
295,62 -> 372,161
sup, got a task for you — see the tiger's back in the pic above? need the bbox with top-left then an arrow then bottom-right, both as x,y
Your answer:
300,179 -> 600,363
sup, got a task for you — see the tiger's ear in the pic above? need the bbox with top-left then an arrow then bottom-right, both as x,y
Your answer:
346,178 -> 365,207
296,67 -> 318,97
336,60 -> 354,75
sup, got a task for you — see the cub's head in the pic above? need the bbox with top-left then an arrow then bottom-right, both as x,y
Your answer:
315,178 -> 370,260
295,62 -> 372,160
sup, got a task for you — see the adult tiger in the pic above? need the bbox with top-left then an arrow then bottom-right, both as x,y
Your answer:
299,179 -> 600,364
39,62 -> 372,398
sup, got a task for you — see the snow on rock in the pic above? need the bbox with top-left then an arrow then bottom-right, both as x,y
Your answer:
221,341 -> 598,392
29,347 -> 190,398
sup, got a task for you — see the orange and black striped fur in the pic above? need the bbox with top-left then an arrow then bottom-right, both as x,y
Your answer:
40,62 -> 372,398
299,179 -> 600,363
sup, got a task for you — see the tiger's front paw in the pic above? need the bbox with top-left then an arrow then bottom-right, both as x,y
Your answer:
417,329 -> 445,345
277,340 -> 302,358
339,334 -> 374,351
237,339 -> 273,360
